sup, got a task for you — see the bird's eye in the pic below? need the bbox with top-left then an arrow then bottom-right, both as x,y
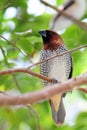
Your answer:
48,32 -> 53,36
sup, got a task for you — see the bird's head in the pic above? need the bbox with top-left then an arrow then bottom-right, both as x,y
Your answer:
39,30 -> 63,50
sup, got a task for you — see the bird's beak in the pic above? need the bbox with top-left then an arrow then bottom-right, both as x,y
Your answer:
39,30 -> 47,37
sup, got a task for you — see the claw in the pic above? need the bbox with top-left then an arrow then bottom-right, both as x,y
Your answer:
51,78 -> 58,84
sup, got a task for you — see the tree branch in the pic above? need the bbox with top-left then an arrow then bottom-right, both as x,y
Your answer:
40,0 -> 87,30
0,68 -> 52,83
0,72 -> 87,106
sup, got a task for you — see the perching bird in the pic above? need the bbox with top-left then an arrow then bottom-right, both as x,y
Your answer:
50,0 -> 86,31
39,30 -> 73,125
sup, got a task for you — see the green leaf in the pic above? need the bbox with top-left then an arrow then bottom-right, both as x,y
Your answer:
72,112 -> 87,130
56,0 -> 65,5
17,38 -> 34,55
7,48 -> 19,59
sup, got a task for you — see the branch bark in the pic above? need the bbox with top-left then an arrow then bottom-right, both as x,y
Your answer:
40,0 -> 87,30
0,72 -> 87,106
0,68 -> 52,83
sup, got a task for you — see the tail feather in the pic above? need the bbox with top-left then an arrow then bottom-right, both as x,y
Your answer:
50,98 -> 66,125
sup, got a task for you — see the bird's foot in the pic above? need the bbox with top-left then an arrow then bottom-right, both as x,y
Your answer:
51,78 -> 58,84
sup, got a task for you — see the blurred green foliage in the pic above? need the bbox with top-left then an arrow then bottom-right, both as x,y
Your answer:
0,0 -> 87,130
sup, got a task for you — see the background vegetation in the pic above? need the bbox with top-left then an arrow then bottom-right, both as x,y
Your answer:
0,0 -> 87,130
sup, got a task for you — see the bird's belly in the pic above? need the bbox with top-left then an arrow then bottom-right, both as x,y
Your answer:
48,57 -> 67,82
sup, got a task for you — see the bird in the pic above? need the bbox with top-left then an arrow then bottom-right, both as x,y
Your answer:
39,30 -> 73,125
50,0 -> 86,31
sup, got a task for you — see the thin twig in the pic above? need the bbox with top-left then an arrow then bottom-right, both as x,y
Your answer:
12,76 -> 22,91
40,0 -> 87,30
27,105 -> 40,130
0,91 -> 9,96
29,44 -> 87,68
0,46 -> 9,66
0,35 -> 26,57
78,88 -> 87,93
0,2 -> 10,10
0,45 -> 21,91
0,72 -> 87,106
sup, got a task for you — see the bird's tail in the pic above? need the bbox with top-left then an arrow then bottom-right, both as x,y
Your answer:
50,97 -> 66,125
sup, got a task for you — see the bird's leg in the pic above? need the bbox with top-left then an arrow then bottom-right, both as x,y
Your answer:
51,78 -> 58,84
51,78 -> 66,97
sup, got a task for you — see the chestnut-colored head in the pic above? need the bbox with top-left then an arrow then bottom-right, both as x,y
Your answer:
39,30 -> 63,50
